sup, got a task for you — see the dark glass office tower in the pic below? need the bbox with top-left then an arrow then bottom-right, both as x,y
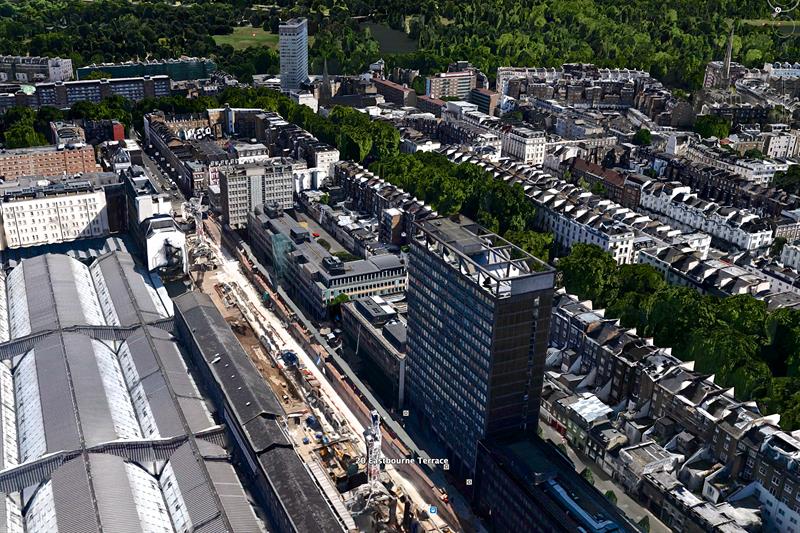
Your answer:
406,216 -> 555,475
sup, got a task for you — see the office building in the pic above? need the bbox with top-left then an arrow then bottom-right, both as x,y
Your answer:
469,87 -> 499,116
0,143 -> 97,181
406,216 -> 555,474
123,167 -> 187,274
220,161 -> 295,228
0,251 -> 265,532
341,296 -> 407,408
288,244 -> 407,320
248,204 -> 407,319
0,54 -> 73,82
279,18 -> 309,91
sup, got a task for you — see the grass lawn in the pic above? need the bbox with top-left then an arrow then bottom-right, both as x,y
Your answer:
213,26 -> 279,50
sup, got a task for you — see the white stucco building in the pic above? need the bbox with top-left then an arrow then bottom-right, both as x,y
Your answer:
640,181 -> 773,251
0,181 -> 109,250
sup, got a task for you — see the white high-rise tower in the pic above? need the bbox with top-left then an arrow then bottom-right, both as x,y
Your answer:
279,18 -> 309,92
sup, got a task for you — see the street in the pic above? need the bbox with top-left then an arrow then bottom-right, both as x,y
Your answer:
539,422 -> 669,533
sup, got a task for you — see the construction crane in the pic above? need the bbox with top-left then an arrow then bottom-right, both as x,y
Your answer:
364,410 -> 382,489
185,194 -> 207,239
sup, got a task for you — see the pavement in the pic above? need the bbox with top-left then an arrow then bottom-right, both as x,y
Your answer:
539,422 -> 670,533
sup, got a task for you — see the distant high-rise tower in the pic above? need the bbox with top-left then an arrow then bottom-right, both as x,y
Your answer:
723,23 -> 735,86
405,216 -> 555,476
279,18 -> 309,92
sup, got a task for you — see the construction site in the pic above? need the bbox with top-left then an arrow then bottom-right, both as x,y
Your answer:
186,221 -> 454,533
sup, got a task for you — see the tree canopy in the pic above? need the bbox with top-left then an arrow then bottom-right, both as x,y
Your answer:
0,0 -> 796,87
558,243 -> 800,430
694,114 -> 731,139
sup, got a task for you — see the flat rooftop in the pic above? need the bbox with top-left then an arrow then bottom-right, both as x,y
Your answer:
413,216 -> 554,298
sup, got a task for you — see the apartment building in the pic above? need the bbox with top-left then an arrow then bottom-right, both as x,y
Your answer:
442,148 -> 712,264
549,288 -> 800,532
640,181 -> 774,250
0,54 -> 73,82
0,180 -> 109,249
638,245 -> 775,299
468,87 -> 499,116
783,242 -> 800,271
762,131 -> 798,159
659,156 -> 799,217
334,161 -> 436,245
77,57 -> 216,81
279,18 -> 309,91
425,70 -> 476,99
372,78 -> 417,107
496,64 -> 650,96
0,144 -> 97,180
684,143 -> 790,186
34,75 -> 170,108
501,126 -> 546,165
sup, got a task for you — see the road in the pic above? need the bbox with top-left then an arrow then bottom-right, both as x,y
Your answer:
199,224 -> 460,531
539,422 -> 669,533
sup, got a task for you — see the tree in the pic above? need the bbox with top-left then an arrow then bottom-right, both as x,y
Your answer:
771,236 -> 787,257
84,70 -> 113,80
632,128 -> 652,146
317,238 -> 332,251
764,308 -> 800,376
644,286 -> 716,353
774,166 -> 800,195
607,264 -> 666,330
638,516 -> 650,533
3,122 -> 46,148
591,181 -> 607,195
604,490 -> 618,505
580,468 -> 594,484
504,230 -> 553,262
1,107 -> 48,148
557,244 -> 619,308
694,115 -> 730,139
333,251 -> 360,262
685,326 -> 767,400
410,75 -> 425,95
328,293 -> 351,306
744,148 -> 765,159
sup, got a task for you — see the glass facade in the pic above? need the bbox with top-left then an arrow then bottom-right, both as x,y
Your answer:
406,219 -> 554,474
